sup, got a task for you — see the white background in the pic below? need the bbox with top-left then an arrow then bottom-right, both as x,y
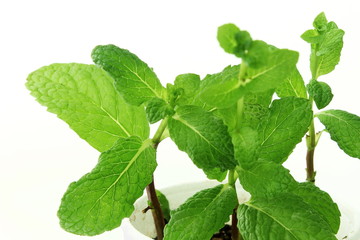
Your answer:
1,0 -> 360,239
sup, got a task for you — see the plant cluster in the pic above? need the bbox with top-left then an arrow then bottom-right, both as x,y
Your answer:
26,12 -> 360,240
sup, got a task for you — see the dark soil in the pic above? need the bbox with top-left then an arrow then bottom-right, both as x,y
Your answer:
211,224 -> 232,240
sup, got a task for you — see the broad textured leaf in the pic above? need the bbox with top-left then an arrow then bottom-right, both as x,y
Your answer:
198,65 -> 243,108
92,44 -> 166,106
245,49 -> 299,93
257,97 -> 312,163
214,90 -> 273,132
26,63 -> 149,152
232,127 -> 260,168
146,98 -> 174,124
173,73 -> 200,105
276,68 -> 307,99
237,161 -> 297,196
164,185 -> 237,240
57,136 -> 156,236
242,90 -> 273,129
238,193 -> 337,240
292,182 -> 340,233
317,110 -> 360,158
307,79 -> 333,109
168,105 -> 236,177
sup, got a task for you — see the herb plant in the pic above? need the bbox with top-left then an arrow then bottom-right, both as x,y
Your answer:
26,12 -> 360,240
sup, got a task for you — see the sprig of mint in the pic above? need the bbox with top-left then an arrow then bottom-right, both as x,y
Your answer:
26,12 -> 359,240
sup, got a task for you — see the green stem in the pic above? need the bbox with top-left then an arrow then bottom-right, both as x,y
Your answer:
306,99 -> 316,183
228,170 -> 242,240
228,169 -> 237,187
235,98 -> 244,131
152,118 -> 169,148
146,117 -> 169,240
238,62 -> 247,82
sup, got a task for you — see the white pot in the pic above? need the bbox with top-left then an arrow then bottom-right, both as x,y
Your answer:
121,181 -> 360,240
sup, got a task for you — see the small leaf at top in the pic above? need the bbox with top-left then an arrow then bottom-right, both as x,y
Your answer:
301,29 -> 322,44
317,110 -> 360,159
26,63 -> 149,152
92,44 -> 166,106
173,73 -> 200,106
244,40 -> 271,68
307,79 -> 333,109
168,105 -> 236,178
313,12 -> 328,32
217,23 -> 252,58
217,23 -> 241,54
146,98 -> 174,124
57,136 -> 156,236
303,13 -> 345,79
163,184 -> 238,240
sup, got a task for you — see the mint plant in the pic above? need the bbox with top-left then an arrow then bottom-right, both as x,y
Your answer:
26,12 -> 360,240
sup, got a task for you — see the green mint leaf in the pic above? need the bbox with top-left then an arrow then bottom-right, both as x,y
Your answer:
203,168 -> 228,182
217,24 -> 241,54
313,12 -> 328,32
155,190 -> 171,222
146,98 -> 174,124
304,13 -> 345,79
276,68 -> 307,99
301,29 -> 322,44
26,63 -> 149,152
245,48 -> 299,93
92,44 -> 166,106
173,73 -> 200,106
257,97 -> 313,163
317,110 -> 360,158
244,40 -> 271,68
217,24 -> 252,58
213,104 -> 238,132
292,182 -> 341,233
311,28 -> 345,78
232,127 -> 260,169
307,79 -> 333,109
164,184 -> 237,240
199,65 -> 243,108
214,90 -> 273,132
237,161 -> 298,196
168,105 -> 236,178
57,137 -> 156,236
241,90 -> 273,129
238,193 -> 337,240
